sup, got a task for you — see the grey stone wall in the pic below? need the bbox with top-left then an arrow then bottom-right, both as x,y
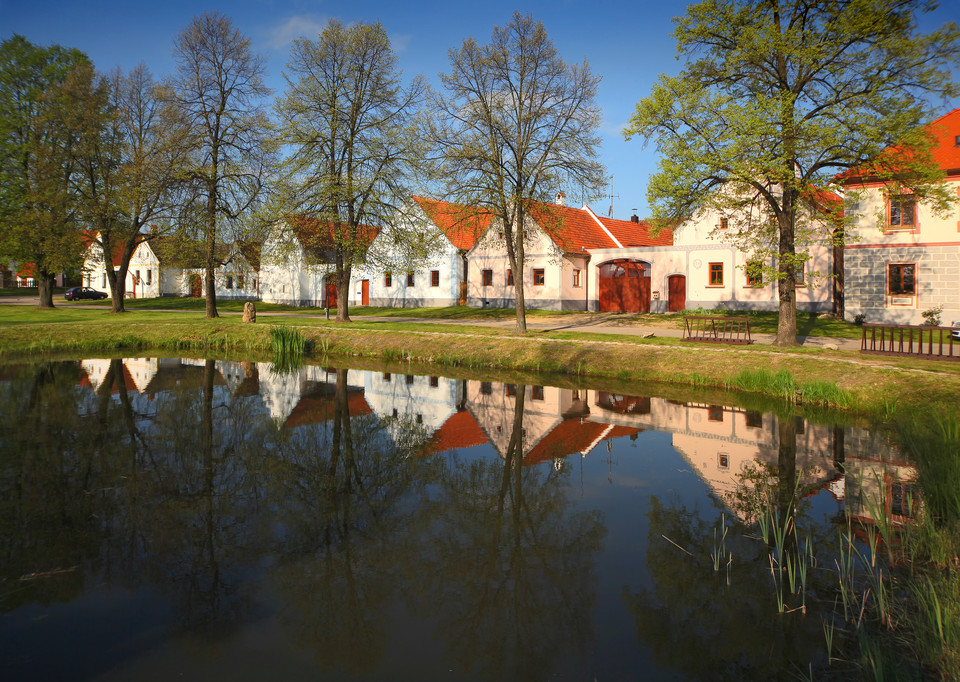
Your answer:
844,245 -> 960,324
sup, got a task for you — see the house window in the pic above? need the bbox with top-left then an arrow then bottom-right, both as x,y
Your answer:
793,264 -> 805,286
480,381 -> 492,395
718,454 -> 729,469
745,411 -> 762,428
888,263 -> 916,296
506,268 -> 513,286
533,268 -> 545,286
384,272 -> 392,287
505,384 -> 516,397
225,275 -> 233,289
236,272 -> 243,288
406,272 -> 415,287
416,414 -> 422,424
709,263 -> 723,286
135,269 -> 141,283
532,385 -> 544,400
795,416 -> 805,435
719,217 -> 729,229
482,269 -> 493,286
430,376 -> 439,387
102,274 -> 106,288
406,374 -> 415,385
889,196 -> 916,229
746,262 -> 762,287
383,372 -> 391,382
430,270 -> 440,287
708,405 -> 723,422
573,269 -> 581,287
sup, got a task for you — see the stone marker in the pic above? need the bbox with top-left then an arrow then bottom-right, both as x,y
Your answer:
823,343 -> 839,351
242,301 -> 256,323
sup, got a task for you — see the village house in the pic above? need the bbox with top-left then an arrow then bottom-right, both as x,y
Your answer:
840,108 -> 960,326
260,216 -> 379,308
80,234 -> 260,300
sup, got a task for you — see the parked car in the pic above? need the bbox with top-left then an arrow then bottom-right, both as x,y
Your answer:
953,320 -> 960,341
64,287 -> 108,301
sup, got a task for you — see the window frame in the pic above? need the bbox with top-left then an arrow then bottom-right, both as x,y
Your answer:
719,217 -> 728,230
572,268 -> 581,288
745,261 -> 762,287
887,195 -> 918,231
406,272 -> 415,287
482,269 -> 493,287
506,268 -> 513,286
384,272 -> 392,287
793,263 -> 806,287
533,268 -> 545,286
708,262 -> 724,287
430,270 -> 440,287
887,262 -> 916,299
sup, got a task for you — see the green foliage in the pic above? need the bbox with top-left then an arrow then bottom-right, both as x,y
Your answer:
0,35 -> 100,305
273,19 -> 427,322
625,0 -> 960,344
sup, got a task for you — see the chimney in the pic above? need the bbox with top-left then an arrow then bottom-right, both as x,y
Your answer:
555,191 -> 566,206
631,214 -> 639,223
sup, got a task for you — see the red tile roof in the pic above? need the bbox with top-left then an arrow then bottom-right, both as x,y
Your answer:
523,418 -> 642,466
529,201 -> 619,251
283,391 -> 373,429
428,408 -> 488,453
288,216 -> 381,253
412,196 -> 492,251
595,212 -> 674,247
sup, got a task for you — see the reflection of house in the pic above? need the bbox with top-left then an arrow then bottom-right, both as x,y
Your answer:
839,427 -> 918,528
362,371 -> 464,434
840,108 -> 960,325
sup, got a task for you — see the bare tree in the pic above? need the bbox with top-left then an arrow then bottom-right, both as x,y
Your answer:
76,65 -> 190,312
274,20 -> 426,321
432,12 -> 605,333
172,13 -> 274,319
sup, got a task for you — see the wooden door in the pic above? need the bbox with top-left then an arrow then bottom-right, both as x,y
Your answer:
189,274 -> 202,297
667,275 -> 686,312
361,280 -> 369,306
325,281 -> 337,308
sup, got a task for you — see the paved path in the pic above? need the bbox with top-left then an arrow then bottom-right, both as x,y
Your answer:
0,295 -> 861,351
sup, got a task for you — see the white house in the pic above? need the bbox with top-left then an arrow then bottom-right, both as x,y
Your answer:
840,108 -> 960,325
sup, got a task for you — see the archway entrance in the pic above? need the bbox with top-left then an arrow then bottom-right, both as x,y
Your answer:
598,259 -> 650,313
667,274 -> 686,312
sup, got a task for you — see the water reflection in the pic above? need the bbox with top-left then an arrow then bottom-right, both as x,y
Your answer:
0,358 -> 918,680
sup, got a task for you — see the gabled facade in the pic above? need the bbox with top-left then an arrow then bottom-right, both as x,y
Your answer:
466,196 -> 669,311
365,196 -> 489,308
841,108 -> 960,325
81,234 -> 260,300
260,217 -> 379,307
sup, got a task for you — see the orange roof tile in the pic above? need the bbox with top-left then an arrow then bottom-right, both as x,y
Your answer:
412,196 -> 492,251
428,408 -> 488,453
283,391 -> 372,429
529,201 -> 619,251
595,212 -> 674,247
523,418 -> 642,466
287,216 -> 381,254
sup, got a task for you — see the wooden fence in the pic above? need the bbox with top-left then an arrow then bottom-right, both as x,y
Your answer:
683,316 -> 753,345
860,323 -> 960,361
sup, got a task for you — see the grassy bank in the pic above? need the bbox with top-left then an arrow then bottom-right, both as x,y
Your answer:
2,303 -> 959,676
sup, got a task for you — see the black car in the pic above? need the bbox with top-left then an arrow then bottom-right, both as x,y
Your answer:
64,287 -> 108,301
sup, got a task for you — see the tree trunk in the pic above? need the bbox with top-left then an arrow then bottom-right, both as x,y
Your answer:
510,209 -> 528,334
775,210 -> 798,346
37,274 -> 55,309
832,225 -> 844,319
336,262 -> 351,322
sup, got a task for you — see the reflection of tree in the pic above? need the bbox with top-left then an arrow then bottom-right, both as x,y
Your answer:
413,385 -> 606,680
624,417 -> 831,680
0,362 -> 129,609
266,368 -> 435,673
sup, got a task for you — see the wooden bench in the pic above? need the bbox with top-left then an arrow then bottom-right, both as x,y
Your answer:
683,316 -> 753,345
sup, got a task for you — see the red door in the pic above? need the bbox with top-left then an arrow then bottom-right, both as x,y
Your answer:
325,281 -> 337,308
598,261 -> 650,313
361,280 -> 369,306
189,274 -> 202,297
667,275 -> 686,312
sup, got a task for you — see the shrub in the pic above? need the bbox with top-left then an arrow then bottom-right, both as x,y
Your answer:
922,304 -> 944,326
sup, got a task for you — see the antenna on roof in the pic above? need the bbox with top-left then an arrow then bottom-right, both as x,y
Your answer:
605,175 -> 619,218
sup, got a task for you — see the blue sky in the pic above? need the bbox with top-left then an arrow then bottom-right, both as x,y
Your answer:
4,0 -> 959,218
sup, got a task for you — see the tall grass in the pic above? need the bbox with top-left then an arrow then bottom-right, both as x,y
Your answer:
728,368 -> 852,407
269,326 -> 306,373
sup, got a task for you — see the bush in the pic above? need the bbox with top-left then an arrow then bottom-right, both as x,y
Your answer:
854,313 -> 866,326
922,304 -> 944,326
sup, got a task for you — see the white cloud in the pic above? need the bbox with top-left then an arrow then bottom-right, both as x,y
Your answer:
265,15 -> 331,50
391,33 -> 412,53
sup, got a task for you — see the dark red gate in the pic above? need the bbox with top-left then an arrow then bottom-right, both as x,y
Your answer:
598,260 -> 650,313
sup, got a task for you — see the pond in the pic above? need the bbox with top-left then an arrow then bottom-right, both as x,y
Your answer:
0,358 -> 919,680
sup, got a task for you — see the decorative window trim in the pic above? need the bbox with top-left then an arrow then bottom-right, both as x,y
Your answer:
384,272 -> 392,287
886,195 -> 920,233
708,262 -> 724,287
406,272 -> 415,287
887,262 -> 916,304
572,268 -> 581,288
430,270 -> 439,287
482,269 -> 493,286
506,268 -> 514,286
533,268 -> 545,286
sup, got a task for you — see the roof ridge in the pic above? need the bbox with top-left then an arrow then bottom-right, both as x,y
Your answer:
583,206 -> 624,248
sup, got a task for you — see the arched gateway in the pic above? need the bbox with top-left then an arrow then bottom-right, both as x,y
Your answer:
598,259 -> 651,313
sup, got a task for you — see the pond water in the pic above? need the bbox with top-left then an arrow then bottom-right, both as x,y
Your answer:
0,358 -> 916,681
